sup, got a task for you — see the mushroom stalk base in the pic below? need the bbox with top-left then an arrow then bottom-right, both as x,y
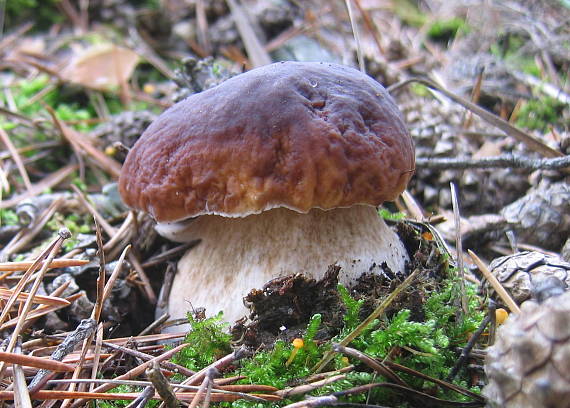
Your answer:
165,205 -> 409,325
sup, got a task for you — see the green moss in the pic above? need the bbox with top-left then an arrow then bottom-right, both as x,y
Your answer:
172,312 -> 232,371
0,209 -> 19,226
47,212 -> 92,251
427,17 -> 469,42
172,264 -> 483,406
489,33 -> 541,77
337,284 -> 364,331
237,314 -> 324,390
3,0 -> 63,31
516,97 -> 567,131
378,208 -> 407,222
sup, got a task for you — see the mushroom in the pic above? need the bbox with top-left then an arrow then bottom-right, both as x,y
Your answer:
119,62 -> 415,324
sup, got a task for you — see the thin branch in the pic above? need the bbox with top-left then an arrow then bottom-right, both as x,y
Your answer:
416,154 -> 570,171
388,77 -> 563,158
147,361 -> 180,408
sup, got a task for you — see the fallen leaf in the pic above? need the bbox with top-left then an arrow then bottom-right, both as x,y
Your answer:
62,44 -> 139,91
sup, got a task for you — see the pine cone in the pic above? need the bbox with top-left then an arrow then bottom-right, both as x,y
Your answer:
501,182 -> 570,251
484,290 -> 570,407
488,251 -> 570,304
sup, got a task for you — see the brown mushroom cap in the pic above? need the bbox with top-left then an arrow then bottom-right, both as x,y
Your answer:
119,61 -> 415,222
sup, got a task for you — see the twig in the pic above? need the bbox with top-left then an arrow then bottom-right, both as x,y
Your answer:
183,346 -> 248,386
416,154 -> 570,170
68,342 -> 189,408
487,299 -> 498,347
0,163 -> 78,209
47,379 -> 271,402
0,288 -> 70,307
125,386 -> 155,408
101,341 -> 195,381
0,127 -> 32,190
462,66 -> 484,129
141,241 -> 198,268
92,219 -> 106,323
331,344 -> 406,386
0,352 -> 76,372
225,0 -> 272,67
188,367 -> 218,408
383,360 -> 484,401
126,252 -> 157,304
388,77 -> 563,158
0,229 -> 64,309
312,268 -> 422,373
101,245 -> 131,304
282,395 -> 339,408
71,184 -> 156,303
0,229 -> 71,379
345,0 -> 365,73
332,382 -> 484,407
447,315 -> 491,382
450,183 -> 468,315
468,250 -> 520,314
401,190 -> 424,221
71,184 -> 116,237
28,318 -> 97,392
305,365 -> 354,383
102,211 -> 133,253
59,220 -> 110,408
48,107 -> 122,178
0,390 -> 281,402
138,312 -> 170,336
195,0 -> 211,55
352,0 -> 385,55
0,258 -> 89,273
0,22 -> 34,53
277,374 -> 347,398
89,324 -> 104,392
511,70 -> 570,105
147,361 -> 180,408
12,341 -> 33,408
0,292 -> 82,331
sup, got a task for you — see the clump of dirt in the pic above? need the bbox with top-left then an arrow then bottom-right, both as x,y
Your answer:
232,221 -> 450,349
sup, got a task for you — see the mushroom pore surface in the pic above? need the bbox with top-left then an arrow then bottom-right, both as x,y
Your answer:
118,61 -> 415,324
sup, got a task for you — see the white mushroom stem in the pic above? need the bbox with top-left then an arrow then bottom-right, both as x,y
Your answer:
158,205 -> 409,325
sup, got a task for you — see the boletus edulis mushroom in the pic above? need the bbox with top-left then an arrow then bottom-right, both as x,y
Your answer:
119,61 -> 415,324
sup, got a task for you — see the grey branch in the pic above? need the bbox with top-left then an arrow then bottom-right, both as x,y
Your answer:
28,319 -> 97,392
415,154 -> 570,171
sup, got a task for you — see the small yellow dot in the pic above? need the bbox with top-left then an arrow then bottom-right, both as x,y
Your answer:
292,338 -> 304,349
143,83 -> 156,94
105,145 -> 116,156
496,308 -> 509,325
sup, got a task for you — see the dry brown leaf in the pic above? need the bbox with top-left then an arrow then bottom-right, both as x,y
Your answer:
62,44 -> 140,91
472,140 -> 502,159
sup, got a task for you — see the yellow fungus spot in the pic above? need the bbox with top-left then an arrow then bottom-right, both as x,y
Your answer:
285,338 -> 304,367
143,83 -> 156,94
105,145 -> 116,156
496,308 -> 509,325
421,231 -> 434,241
